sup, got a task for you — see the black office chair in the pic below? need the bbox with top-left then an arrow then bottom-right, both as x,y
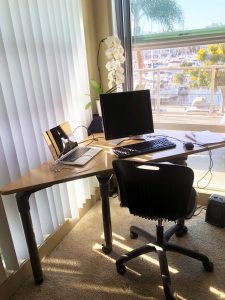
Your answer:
112,160 -> 213,300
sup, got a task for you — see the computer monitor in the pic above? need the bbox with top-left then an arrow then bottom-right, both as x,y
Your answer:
100,89 -> 154,141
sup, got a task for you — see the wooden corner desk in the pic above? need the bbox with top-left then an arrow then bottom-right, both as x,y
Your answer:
1,130 -> 225,284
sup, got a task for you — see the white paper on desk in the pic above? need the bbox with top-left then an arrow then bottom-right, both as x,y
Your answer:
185,131 -> 225,145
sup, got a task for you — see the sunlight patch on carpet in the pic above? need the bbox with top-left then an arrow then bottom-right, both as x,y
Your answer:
112,232 -> 126,240
113,240 -> 178,274
92,242 -> 141,276
210,286 -> 225,298
158,285 -> 188,300
92,243 -> 116,263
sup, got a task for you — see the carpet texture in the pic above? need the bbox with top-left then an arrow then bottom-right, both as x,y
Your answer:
11,198 -> 225,300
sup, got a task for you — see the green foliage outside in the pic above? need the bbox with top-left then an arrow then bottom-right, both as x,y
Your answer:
131,0 -> 183,35
85,80 -> 116,110
174,44 -> 225,90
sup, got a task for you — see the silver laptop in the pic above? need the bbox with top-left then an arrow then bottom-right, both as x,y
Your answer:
43,121 -> 102,166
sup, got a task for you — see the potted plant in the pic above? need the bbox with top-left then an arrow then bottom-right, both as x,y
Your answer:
85,36 -> 125,115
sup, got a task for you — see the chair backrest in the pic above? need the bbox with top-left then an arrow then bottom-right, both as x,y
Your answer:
112,160 -> 194,221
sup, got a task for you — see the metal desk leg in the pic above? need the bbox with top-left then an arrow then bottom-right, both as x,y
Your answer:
96,174 -> 113,254
16,191 -> 43,284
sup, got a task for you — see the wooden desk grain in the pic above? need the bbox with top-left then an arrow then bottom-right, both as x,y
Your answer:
1,130 -> 225,195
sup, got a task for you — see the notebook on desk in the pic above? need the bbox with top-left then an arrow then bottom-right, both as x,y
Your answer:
185,131 -> 225,145
43,121 -> 102,166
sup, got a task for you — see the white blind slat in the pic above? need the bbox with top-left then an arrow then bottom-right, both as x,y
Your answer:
0,256 -> 7,285
50,186 -> 65,225
34,191 -> 54,235
2,195 -> 28,261
0,196 -> 19,270
0,0 -> 98,284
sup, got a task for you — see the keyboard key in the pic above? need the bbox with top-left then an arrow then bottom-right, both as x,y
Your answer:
61,147 -> 89,162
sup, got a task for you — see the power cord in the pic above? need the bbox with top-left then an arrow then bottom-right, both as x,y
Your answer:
50,155 -> 98,173
154,134 -> 214,189
72,124 -> 105,146
193,205 -> 206,217
194,144 -> 213,189
72,125 -> 98,145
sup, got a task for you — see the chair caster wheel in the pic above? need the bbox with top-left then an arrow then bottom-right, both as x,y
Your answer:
164,287 -> 177,300
116,263 -> 126,275
175,225 -> 188,237
165,292 -> 177,300
203,261 -> 214,272
35,278 -> 44,285
102,245 -> 111,254
130,230 -> 138,239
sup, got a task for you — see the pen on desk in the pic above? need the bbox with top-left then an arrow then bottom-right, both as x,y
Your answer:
185,132 -> 196,142
190,132 -> 196,141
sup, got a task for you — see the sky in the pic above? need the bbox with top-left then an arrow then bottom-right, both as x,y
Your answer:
136,0 -> 225,34
177,0 -> 225,30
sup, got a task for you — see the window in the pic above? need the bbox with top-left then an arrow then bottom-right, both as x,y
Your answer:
115,0 -> 225,124
114,0 -> 225,193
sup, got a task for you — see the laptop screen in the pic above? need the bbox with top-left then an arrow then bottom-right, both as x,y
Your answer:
43,122 -> 78,160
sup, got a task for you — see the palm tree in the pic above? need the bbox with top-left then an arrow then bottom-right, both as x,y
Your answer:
131,0 -> 183,80
131,0 -> 183,36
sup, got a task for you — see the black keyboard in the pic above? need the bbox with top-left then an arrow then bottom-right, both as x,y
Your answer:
113,138 -> 176,159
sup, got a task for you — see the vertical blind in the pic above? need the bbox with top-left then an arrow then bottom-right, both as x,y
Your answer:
0,0 -> 97,281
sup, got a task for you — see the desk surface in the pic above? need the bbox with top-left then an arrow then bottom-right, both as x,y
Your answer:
1,130 -> 225,195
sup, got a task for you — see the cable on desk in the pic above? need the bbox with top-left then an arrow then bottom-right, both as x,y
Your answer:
73,125 -> 105,146
154,134 -> 214,189
49,155 -> 97,173
73,125 -> 98,143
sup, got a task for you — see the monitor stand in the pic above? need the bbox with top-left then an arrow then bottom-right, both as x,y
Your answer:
107,135 -> 147,146
107,138 -> 129,146
130,134 -> 147,141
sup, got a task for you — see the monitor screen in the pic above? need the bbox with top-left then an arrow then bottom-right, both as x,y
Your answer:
100,89 -> 154,141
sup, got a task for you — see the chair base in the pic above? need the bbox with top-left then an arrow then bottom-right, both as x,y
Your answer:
116,221 -> 213,300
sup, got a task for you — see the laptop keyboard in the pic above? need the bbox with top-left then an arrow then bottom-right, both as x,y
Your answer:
61,147 -> 90,162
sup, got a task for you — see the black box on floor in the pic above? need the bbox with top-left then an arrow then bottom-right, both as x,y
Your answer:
205,194 -> 225,228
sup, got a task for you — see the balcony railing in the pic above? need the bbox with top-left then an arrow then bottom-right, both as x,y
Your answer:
134,65 -> 225,117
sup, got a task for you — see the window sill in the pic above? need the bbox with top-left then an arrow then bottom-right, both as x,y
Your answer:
154,114 -> 225,132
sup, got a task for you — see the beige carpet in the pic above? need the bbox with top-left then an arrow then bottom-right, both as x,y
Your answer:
11,198 -> 225,300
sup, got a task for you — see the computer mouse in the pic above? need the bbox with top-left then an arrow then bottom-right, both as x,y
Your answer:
184,142 -> 194,150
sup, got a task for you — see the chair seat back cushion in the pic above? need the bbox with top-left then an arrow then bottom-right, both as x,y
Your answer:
113,160 -> 194,221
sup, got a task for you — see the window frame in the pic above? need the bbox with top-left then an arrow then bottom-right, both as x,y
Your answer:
114,0 -> 225,94
133,26 -> 225,49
